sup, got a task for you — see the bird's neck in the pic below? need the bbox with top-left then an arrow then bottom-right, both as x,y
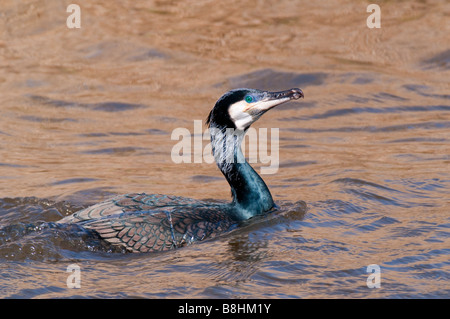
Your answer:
210,126 -> 274,220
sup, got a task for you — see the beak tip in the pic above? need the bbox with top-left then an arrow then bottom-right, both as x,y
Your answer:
291,88 -> 304,100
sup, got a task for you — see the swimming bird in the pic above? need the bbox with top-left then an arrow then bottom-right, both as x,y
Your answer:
57,88 -> 304,252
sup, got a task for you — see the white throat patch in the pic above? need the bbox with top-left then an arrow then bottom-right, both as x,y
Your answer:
228,97 -> 290,130
228,100 -> 254,131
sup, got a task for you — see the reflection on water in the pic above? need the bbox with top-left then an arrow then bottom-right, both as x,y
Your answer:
0,0 -> 449,298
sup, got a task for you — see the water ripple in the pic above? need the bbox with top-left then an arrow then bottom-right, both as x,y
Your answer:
285,120 -> 450,133
26,95 -> 148,112
281,105 -> 450,121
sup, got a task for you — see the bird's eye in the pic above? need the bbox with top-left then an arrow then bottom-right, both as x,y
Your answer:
244,95 -> 253,103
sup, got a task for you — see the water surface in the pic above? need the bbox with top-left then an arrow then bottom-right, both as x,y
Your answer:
0,0 -> 449,298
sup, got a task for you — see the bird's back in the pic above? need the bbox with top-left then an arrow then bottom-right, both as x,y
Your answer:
57,193 -> 237,252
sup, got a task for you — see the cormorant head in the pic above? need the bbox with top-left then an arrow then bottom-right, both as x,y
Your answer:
206,88 -> 304,131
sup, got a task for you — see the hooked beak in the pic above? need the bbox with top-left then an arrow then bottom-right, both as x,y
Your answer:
269,88 -> 304,101
245,88 -> 304,113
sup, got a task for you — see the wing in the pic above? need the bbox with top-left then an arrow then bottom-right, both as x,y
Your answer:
57,193 -> 236,252
57,193 -> 209,224
79,207 -> 237,253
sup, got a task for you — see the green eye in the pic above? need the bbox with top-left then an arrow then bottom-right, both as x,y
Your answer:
245,95 -> 253,103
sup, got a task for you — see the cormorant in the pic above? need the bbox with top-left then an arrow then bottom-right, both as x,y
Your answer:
57,88 -> 304,252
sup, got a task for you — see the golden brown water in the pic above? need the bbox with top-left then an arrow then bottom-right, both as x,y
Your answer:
0,0 -> 449,298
